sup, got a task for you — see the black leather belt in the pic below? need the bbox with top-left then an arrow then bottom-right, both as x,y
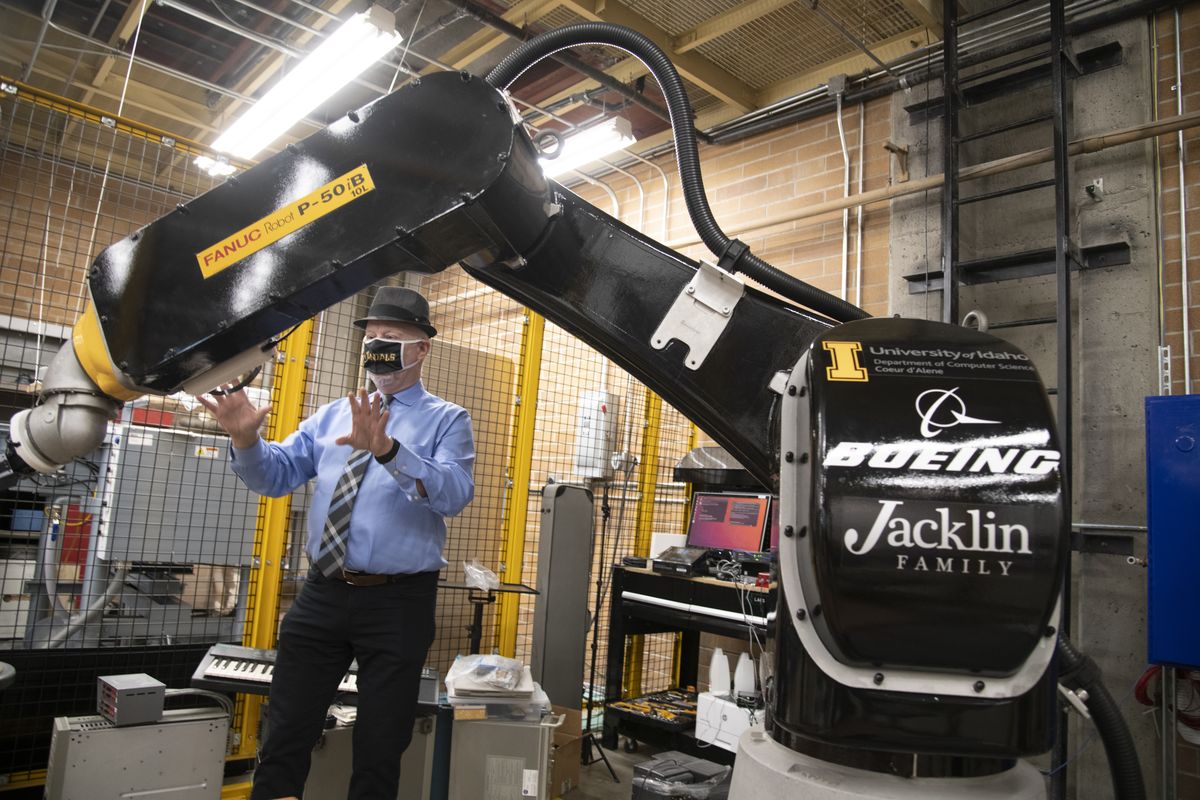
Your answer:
312,568 -> 434,587
335,570 -> 400,587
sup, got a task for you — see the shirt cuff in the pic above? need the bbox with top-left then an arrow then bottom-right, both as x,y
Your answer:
384,440 -> 430,482
383,443 -> 430,505
230,438 -> 269,468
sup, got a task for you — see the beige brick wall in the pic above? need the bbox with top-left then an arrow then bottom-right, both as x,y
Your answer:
1156,7 -> 1200,796
1158,6 -> 1200,398
568,96 -> 892,318
697,633 -> 760,695
0,153 -> 129,328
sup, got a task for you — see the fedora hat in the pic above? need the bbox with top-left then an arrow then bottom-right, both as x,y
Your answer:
353,287 -> 437,337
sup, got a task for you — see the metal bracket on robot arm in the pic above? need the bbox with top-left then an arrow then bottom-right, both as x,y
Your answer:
461,192 -> 834,489
1,69 -> 846,491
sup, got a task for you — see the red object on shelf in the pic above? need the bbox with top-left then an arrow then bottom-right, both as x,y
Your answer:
131,407 -> 175,427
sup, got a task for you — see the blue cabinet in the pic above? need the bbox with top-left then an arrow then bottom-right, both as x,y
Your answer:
1146,394 -> 1200,668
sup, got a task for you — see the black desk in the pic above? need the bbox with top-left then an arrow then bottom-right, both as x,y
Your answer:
602,566 -> 776,756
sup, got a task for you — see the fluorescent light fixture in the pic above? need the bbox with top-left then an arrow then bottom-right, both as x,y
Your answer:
539,117 -> 637,178
204,5 -> 401,162
195,155 -> 236,177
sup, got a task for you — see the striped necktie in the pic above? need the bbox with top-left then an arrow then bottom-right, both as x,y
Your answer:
314,448 -> 373,578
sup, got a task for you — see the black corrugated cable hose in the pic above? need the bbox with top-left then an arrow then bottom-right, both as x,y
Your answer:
1057,635 -> 1146,800
485,22 -> 869,324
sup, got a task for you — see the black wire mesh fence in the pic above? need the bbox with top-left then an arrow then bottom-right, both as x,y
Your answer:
0,82 -> 731,785
0,84 -> 243,776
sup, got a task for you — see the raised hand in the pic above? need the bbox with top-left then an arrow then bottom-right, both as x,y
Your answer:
195,386 -> 272,449
335,389 -> 393,457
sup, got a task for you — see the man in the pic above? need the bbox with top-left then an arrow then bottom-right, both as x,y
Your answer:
197,286 -> 475,800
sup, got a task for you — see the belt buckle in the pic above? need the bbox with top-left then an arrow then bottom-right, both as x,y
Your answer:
341,569 -> 383,587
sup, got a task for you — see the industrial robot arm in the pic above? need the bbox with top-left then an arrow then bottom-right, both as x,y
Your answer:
1,36 -> 856,488
0,22 -> 1143,798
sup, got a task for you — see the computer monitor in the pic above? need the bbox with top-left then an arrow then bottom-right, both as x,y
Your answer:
765,498 -> 780,552
685,492 -> 770,553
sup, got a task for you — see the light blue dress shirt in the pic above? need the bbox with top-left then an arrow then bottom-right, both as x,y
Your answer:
230,381 -> 475,574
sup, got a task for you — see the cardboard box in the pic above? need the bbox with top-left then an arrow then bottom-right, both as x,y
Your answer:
451,705 -> 487,721
695,692 -> 763,753
548,704 -> 582,798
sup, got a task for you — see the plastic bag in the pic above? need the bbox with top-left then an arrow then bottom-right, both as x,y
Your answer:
463,559 -> 500,591
445,653 -> 524,692
631,767 -> 731,799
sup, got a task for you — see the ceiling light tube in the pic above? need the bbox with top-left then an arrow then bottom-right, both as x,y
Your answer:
206,5 -> 401,163
194,155 -> 236,177
539,117 -> 637,178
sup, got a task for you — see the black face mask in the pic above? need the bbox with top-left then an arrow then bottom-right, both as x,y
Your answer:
362,337 -> 421,374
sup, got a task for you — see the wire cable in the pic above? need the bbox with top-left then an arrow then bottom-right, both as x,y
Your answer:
388,0 -> 427,94
164,687 -> 234,718
485,22 -> 868,324
1054,637 -> 1146,800
206,0 -> 293,48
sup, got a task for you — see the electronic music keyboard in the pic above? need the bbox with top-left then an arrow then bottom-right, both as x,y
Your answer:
191,643 -> 439,706
190,643 -> 357,695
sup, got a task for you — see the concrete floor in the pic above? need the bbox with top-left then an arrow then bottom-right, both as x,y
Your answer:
572,739 -> 654,800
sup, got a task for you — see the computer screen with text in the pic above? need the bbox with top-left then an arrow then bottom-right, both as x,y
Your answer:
685,493 -> 770,553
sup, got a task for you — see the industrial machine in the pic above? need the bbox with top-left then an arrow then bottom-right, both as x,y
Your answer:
302,712 -> 441,800
45,673 -> 233,800
448,715 -> 559,800
1,419 -> 254,648
0,21 -> 1143,800
45,707 -> 229,800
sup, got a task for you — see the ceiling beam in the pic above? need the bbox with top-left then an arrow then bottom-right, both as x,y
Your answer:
78,0 -> 151,108
0,40 -> 221,132
757,27 -> 927,106
556,0 -> 757,112
674,0 -> 795,54
423,0 -> 558,73
896,0 -> 943,39
532,56 -> 648,115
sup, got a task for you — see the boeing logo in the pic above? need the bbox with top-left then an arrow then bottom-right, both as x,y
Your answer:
823,441 -> 1059,475
915,388 -> 999,438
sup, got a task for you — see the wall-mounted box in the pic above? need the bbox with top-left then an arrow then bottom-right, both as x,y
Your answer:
1146,395 -> 1200,668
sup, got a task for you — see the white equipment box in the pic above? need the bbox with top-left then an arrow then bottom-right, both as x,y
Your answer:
695,691 -> 763,753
